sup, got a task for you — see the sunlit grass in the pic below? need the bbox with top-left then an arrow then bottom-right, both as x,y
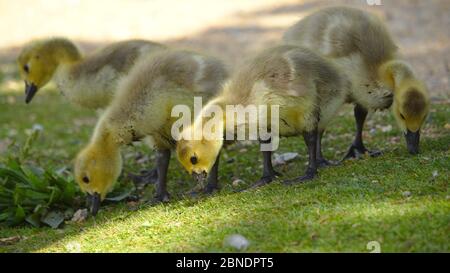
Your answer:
0,88 -> 449,253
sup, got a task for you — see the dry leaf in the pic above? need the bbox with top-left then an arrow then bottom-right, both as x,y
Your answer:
0,236 -> 22,245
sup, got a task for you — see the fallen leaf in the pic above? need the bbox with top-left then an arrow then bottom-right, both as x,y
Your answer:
0,236 -> 22,245
402,191 -> 412,197
71,209 -> 89,223
232,179 -> 245,187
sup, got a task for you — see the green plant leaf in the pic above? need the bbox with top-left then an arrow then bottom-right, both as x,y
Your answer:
13,205 -> 26,225
25,213 -> 41,227
0,212 -> 10,221
21,165 -> 48,191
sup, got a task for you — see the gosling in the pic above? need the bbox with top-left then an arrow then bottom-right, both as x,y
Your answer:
177,45 -> 351,187
74,49 -> 228,215
17,37 -> 165,108
283,6 -> 430,156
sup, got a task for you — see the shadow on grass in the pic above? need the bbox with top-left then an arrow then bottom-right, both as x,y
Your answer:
1,131 -> 448,252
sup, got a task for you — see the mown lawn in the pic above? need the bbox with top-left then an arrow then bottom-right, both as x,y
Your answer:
0,87 -> 449,252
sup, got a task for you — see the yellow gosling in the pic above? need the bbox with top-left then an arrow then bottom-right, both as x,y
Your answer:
17,37 -> 165,108
283,6 -> 430,155
74,49 -> 228,215
177,45 -> 352,187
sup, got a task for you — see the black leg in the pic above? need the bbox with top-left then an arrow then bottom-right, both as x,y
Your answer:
153,149 -> 171,203
353,104 -> 367,151
128,168 -> 158,186
203,156 -> 220,194
251,139 -> 282,188
342,104 -> 382,160
285,129 -> 318,185
316,129 -> 338,168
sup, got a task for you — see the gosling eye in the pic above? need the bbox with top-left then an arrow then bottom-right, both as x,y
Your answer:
82,176 -> 90,184
23,64 -> 29,73
400,113 -> 406,120
190,156 -> 198,165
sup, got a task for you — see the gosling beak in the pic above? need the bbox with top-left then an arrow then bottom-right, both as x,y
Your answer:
87,192 -> 101,216
192,171 -> 208,184
25,82 -> 38,104
404,129 -> 420,155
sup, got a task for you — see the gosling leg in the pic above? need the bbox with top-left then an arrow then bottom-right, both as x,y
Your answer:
251,139 -> 282,188
316,129 -> 338,168
285,129 -> 318,184
153,149 -> 171,203
343,104 -> 382,160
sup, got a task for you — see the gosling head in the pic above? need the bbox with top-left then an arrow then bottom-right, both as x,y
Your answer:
176,138 -> 223,183
17,42 -> 60,103
17,38 -> 80,103
74,144 -> 122,215
393,81 -> 430,155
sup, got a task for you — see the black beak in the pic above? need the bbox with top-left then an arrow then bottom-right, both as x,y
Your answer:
404,129 -> 420,155
192,171 -> 208,184
25,82 -> 38,104
87,192 -> 101,216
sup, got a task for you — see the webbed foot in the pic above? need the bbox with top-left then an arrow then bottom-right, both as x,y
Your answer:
317,158 -> 339,168
342,145 -> 382,161
203,182 -> 220,195
284,168 -> 317,185
151,191 -> 170,204
250,171 -> 282,188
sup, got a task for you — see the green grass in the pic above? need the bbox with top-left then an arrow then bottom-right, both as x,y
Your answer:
0,87 -> 449,252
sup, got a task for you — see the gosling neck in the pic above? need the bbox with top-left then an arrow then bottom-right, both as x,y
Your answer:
91,117 -> 121,155
379,59 -> 415,91
47,38 -> 83,65
190,97 -> 227,141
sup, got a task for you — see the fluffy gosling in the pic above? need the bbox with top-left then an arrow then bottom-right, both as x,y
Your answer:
177,45 -> 352,187
17,37 -> 166,108
74,49 -> 228,214
283,6 -> 430,156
